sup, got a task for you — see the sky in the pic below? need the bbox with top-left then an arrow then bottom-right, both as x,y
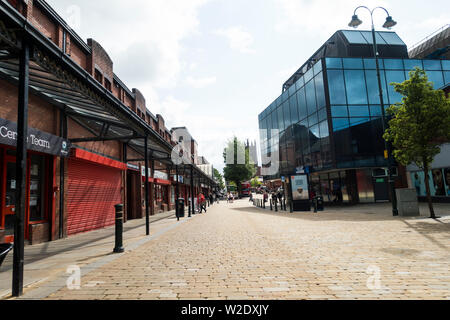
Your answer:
46,0 -> 450,173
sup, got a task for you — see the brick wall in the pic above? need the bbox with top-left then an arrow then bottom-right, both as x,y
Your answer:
29,222 -> 50,245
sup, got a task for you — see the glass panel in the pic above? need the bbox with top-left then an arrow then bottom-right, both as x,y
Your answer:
425,71 -> 444,89
361,31 -> 387,45
444,71 -> 450,86
378,32 -> 405,45
404,59 -> 423,72
343,58 -> 363,69
289,94 -> 299,124
281,89 -> 289,102
331,106 -> 348,117
297,87 -> 307,120
319,120 -> 329,138
332,118 -> 350,132
384,59 -> 404,70
370,105 -> 383,117
365,70 -> 388,104
348,105 -> 370,117
442,60 -> 450,71
314,72 -> 326,109
308,112 -> 318,127
385,70 -> 406,104
423,60 -> 441,71
29,155 -> 46,222
304,68 -> 314,83
271,110 -> 278,130
363,58 -> 376,69
326,58 -> 342,69
288,83 -> 296,98
349,117 -> 371,127
313,61 -> 322,75
318,107 -> 327,122
283,101 -> 292,129
305,79 -> 317,115
344,70 -> 368,104
342,30 -> 367,44
327,69 -> 346,105
295,75 -> 305,91
277,106 -> 285,131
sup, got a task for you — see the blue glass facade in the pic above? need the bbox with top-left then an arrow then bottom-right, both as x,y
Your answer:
259,57 -> 450,180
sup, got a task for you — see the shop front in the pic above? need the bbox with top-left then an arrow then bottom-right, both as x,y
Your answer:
0,118 -> 70,243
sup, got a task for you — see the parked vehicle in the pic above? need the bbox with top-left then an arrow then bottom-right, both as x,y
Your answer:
240,182 -> 251,197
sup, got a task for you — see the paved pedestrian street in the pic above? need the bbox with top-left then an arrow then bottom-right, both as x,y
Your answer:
9,200 -> 450,300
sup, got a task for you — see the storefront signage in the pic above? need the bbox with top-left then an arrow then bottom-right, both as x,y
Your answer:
0,118 -> 70,157
127,163 -> 139,171
141,167 -> 152,177
291,175 -> 309,201
154,170 -> 168,180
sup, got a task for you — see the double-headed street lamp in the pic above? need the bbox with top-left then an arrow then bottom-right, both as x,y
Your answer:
349,6 -> 399,216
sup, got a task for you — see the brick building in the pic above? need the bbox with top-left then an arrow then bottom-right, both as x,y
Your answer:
0,0 -> 216,245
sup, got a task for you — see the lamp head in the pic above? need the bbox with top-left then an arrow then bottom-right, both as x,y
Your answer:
349,14 -> 363,28
383,16 -> 397,29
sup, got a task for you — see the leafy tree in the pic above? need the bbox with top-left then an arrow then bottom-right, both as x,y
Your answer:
384,68 -> 450,218
251,177 -> 262,188
223,137 -> 256,195
213,168 -> 225,191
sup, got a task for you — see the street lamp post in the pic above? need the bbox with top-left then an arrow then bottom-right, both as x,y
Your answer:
349,6 -> 399,216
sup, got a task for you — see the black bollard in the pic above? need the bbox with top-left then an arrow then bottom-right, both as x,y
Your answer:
283,199 -> 287,211
263,199 -> 266,209
314,198 -> 318,213
275,200 -> 278,212
113,204 -> 124,253
270,199 -> 273,211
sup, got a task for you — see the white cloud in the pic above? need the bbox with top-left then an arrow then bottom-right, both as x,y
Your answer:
214,26 -> 256,54
275,0 -> 390,37
47,0 -> 210,89
185,76 -> 217,88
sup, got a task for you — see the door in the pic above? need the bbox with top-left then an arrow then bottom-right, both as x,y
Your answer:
2,156 -> 30,242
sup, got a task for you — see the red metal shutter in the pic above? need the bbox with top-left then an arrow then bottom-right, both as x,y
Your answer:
67,159 -> 122,236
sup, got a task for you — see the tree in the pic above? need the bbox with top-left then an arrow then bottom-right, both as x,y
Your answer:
250,177 -> 262,188
384,68 -> 450,219
223,137 -> 256,195
213,168 -> 225,191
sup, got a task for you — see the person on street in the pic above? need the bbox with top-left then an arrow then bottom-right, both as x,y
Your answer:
198,192 -> 207,213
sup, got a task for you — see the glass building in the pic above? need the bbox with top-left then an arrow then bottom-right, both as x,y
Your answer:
258,30 -> 450,204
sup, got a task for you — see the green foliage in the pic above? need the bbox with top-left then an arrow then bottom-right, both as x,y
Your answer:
384,68 -> 450,169
213,168 -> 225,191
223,137 -> 257,192
250,177 -> 262,188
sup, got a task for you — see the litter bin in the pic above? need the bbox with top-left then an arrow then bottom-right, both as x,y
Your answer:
177,198 -> 185,218
0,243 -> 13,269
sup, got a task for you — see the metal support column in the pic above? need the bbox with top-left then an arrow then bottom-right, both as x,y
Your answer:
12,41 -> 30,297
144,137 -> 150,235
176,165 -> 180,221
59,111 -> 67,239
190,165 -> 195,215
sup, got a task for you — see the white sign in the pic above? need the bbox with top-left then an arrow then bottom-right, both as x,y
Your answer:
291,175 -> 309,201
154,170 -> 168,180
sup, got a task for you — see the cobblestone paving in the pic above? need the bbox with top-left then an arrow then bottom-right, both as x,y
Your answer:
45,200 -> 450,300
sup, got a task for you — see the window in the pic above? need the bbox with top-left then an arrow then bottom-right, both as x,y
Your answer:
319,121 -> 329,138
327,70 -> 346,105
289,94 -> 299,124
283,102 -> 291,129
385,70 -> 406,104
343,58 -> 363,69
94,69 -> 103,84
360,31 -> 387,45
315,73 -> 326,109
404,59 -> 423,72
271,111 -> 278,130
344,70 -> 368,104
326,58 -> 342,69
104,79 -> 112,92
305,80 -> 317,115
277,107 -> 285,132
348,105 -> 370,117
384,59 -> 404,70
423,60 -> 441,71
331,106 -> 348,118
313,61 -> 322,75
365,70 -> 388,105
297,87 -> 307,120
424,71 -> 444,89
332,118 -> 350,132
29,155 -> 46,222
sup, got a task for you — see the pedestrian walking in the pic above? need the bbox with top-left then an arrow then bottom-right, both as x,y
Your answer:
198,192 -> 207,213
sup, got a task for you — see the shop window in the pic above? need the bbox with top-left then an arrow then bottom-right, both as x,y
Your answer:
29,155 -> 46,222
